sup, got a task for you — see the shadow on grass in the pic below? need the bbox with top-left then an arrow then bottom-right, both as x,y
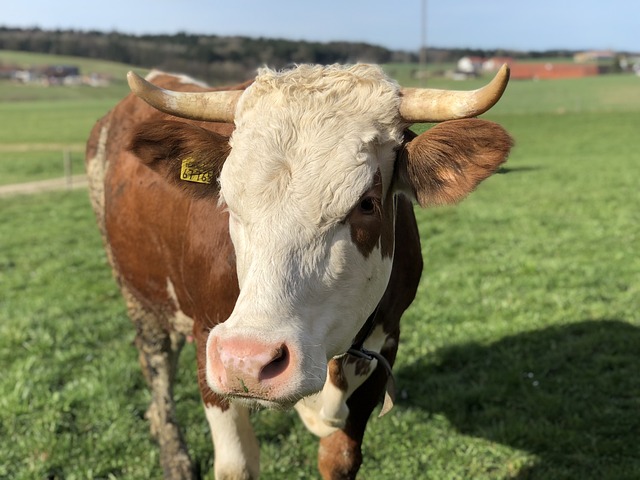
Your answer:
497,165 -> 541,174
396,320 -> 640,479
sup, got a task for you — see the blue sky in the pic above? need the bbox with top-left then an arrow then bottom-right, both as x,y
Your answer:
2,1 -> 638,52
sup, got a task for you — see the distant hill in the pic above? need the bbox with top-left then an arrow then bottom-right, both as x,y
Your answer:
0,27 -> 407,84
0,26 -> 578,84
0,49 -> 139,83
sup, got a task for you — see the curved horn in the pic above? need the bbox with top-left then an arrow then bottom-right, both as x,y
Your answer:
126,71 -> 242,123
399,64 -> 510,123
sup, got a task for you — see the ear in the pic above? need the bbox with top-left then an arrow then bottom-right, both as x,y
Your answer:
128,120 -> 231,197
396,119 -> 513,207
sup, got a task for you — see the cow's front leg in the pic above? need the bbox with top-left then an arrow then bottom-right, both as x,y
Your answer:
316,332 -> 399,480
316,364 -> 389,480
128,291 -> 193,479
196,325 -> 260,480
203,402 -> 260,480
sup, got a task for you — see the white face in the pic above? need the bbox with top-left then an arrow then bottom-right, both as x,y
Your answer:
206,65 -> 405,406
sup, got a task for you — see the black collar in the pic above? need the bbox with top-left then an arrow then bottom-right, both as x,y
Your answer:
346,306 -> 393,376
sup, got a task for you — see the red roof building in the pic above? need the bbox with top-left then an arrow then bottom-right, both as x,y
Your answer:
509,63 -> 599,80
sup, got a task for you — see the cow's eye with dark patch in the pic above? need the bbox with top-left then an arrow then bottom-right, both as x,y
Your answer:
358,197 -> 377,215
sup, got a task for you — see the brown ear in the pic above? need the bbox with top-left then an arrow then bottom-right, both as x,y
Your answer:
128,120 -> 231,197
397,119 -> 513,207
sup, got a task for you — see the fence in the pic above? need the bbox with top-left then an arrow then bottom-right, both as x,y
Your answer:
0,144 -> 86,196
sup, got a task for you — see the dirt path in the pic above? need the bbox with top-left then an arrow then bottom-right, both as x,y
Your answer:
0,175 -> 88,198
0,143 -> 84,152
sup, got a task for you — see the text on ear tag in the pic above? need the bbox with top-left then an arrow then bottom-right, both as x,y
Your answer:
180,157 -> 212,184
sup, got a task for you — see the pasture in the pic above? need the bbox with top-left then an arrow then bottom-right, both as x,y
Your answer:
0,50 -> 134,186
1,51 -> 639,479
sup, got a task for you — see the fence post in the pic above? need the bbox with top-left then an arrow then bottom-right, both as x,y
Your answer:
63,148 -> 72,189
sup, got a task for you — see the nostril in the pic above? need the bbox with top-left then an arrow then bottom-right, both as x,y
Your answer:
259,344 -> 290,381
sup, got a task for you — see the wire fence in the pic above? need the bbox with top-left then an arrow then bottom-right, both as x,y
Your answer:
0,145 -> 87,196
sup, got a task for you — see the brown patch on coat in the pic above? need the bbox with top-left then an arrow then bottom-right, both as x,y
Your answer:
318,428 -> 362,480
377,195 -> 423,335
327,357 -> 348,391
379,193 -> 396,259
348,194 -> 422,352
345,355 -> 374,377
347,170 -> 395,259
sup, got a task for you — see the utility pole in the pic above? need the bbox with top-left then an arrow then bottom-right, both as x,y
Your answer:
419,0 -> 427,85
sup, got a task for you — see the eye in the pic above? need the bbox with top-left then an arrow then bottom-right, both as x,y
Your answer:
358,196 -> 377,215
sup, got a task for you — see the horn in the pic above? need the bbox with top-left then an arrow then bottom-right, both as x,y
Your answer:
399,64 -> 510,123
126,71 -> 242,123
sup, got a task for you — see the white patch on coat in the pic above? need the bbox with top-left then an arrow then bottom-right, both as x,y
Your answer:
208,65 -> 404,404
294,324 -> 390,438
85,122 -> 119,270
204,403 -> 260,480
85,123 -> 110,219
165,278 -> 194,336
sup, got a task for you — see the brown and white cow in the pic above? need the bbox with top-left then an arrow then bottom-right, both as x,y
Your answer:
85,64 -> 512,479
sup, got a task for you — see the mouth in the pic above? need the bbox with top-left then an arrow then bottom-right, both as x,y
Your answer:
225,392 -> 297,411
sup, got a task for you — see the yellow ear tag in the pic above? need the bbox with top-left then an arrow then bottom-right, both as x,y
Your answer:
180,157 -> 212,184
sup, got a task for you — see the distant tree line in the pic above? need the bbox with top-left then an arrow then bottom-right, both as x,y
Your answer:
0,27 -> 577,84
0,27 -> 405,83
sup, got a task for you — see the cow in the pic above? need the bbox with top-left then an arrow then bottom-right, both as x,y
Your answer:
85,63 -> 512,479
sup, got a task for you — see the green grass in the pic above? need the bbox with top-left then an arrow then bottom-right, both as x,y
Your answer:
491,74 -> 640,115
0,98 -> 118,145
0,191 -> 157,478
1,64 -> 639,479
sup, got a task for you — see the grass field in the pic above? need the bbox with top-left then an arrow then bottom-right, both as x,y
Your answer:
0,50 -> 135,185
1,51 -> 639,479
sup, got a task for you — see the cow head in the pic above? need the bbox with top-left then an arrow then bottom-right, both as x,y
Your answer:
128,64 -> 512,408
